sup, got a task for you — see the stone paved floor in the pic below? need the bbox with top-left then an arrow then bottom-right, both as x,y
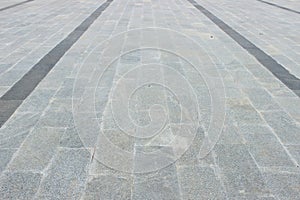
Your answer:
0,0 -> 300,199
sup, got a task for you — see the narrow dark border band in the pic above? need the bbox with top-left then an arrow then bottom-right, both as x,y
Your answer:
0,0 -> 114,127
0,0 -> 34,12
187,0 -> 300,97
257,0 -> 300,15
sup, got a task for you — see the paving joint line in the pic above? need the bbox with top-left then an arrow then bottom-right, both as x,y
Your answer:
0,0 -> 114,128
0,0 -> 34,12
187,0 -> 300,98
257,0 -> 300,15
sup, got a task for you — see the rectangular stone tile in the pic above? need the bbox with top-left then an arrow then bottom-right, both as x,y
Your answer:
102,129 -> 134,152
0,70 -> 26,86
286,145 -> 300,165
132,164 -> 180,200
7,127 -> 64,171
175,127 -> 214,167
0,86 -> 9,97
260,78 -> 297,98
263,171 -> 300,200
227,98 -> 264,126
215,144 -> 269,197
0,172 -> 42,200
262,111 -> 300,145
218,125 -> 245,144
47,98 -> 74,113
0,148 -> 16,173
35,148 -> 90,200
59,127 -> 84,148
274,97 -> 300,123
0,130 -> 29,149
242,126 -> 295,167
0,112 -> 40,148
18,89 -> 56,112
70,112 -> 101,148
133,146 -> 180,200
82,175 -> 132,200
231,70 -> 261,88
37,70 -> 69,89
177,166 -> 225,199
55,78 -> 86,99
37,111 -> 73,128
243,88 -> 281,111
224,87 -> 243,98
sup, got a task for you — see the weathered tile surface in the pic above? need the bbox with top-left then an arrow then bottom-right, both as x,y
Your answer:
0,0 -> 300,199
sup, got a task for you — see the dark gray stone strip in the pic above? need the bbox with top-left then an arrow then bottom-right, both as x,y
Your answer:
187,0 -> 300,97
257,0 -> 300,15
0,0 -> 113,128
0,100 -> 22,126
0,0 -> 34,12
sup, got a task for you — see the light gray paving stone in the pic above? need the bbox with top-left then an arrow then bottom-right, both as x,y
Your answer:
0,112 -> 40,148
0,148 -> 16,173
227,98 -> 264,126
177,166 -> 225,199
82,175 -> 132,200
243,88 -> 281,111
259,78 -> 297,98
0,130 -> 29,149
48,98 -> 74,113
274,97 -> 300,123
176,127 -> 214,167
59,127 -> 84,148
215,144 -> 269,197
224,87 -> 243,98
132,164 -> 180,200
242,127 -> 295,167
0,70 -> 26,86
0,63 -> 12,74
37,110 -> 73,128
0,86 -> 9,97
262,111 -> 300,145
263,171 -> 300,200
71,112 -> 101,148
89,157 -> 129,175
218,125 -> 245,144
7,127 -> 64,171
102,129 -> 134,152
35,148 -> 90,200
0,172 -> 42,200
133,146 -> 180,200
1,0 -> 300,199
286,145 -> 300,165
17,89 -> 56,112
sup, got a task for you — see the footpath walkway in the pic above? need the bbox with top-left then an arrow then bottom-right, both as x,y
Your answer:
0,0 -> 300,199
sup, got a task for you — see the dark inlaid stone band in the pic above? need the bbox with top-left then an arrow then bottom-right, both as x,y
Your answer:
0,0 -> 113,127
257,0 -> 300,15
0,0 -> 34,12
187,0 -> 300,97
